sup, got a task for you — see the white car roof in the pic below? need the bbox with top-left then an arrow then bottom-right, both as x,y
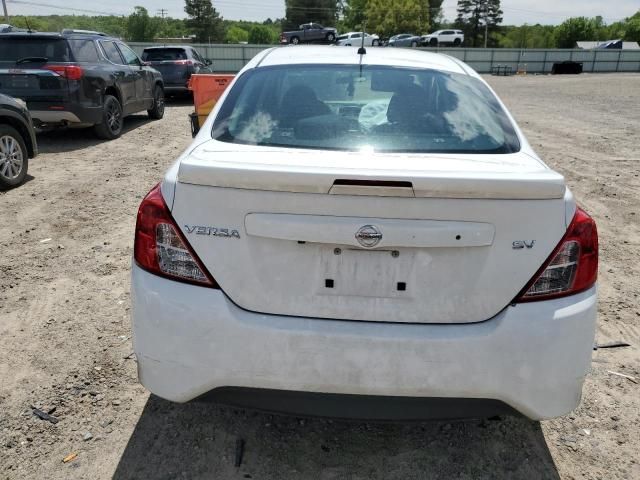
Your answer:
248,46 -> 474,77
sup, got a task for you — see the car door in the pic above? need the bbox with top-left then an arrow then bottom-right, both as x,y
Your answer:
440,30 -> 454,43
99,40 -> 138,113
309,24 -> 324,41
116,42 -> 153,110
192,49 -> 213,73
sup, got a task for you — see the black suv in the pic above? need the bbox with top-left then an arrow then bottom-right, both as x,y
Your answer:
141,46 -> 213,94
0,30 -> 164,139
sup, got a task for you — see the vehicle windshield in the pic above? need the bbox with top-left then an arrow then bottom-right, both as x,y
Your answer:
142,48 -> 187,61
212,64 -> 520,154
0,37 -> 73,63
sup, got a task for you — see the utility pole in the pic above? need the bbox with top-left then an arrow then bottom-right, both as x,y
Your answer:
2,0 -> 8,22
157,8 -> 168,44
483,3 -> 488,48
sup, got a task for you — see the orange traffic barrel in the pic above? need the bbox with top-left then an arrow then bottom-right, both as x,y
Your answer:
188,74 -> 235,133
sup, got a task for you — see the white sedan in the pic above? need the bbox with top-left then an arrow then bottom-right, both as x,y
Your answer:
336,31 -> 380,46
131,46 -> 598,420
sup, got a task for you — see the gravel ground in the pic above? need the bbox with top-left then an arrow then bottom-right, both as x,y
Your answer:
1,74 -> 639,480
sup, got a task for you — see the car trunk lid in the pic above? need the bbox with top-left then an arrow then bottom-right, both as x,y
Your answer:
146,61 -> 191,84
170,141 -> 568,324
0,37 -> 72,102
0,66 -> 69,102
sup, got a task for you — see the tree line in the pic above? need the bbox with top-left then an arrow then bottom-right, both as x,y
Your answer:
8,1 -> 281,44
7,0 -> 640,48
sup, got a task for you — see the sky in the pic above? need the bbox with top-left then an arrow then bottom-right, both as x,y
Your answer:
5,0 -> 639,24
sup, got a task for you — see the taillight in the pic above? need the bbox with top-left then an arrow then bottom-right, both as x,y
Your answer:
44,64 -> 84,80
515,207 -> 598,302
134,183 -> 218,288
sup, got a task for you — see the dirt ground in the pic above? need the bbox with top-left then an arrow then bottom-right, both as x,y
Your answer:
1,74 -> 639,480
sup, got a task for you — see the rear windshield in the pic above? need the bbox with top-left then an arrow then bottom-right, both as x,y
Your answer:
142,48 -> 187,61
0,37 -> 73,63
212,64 -> 520,154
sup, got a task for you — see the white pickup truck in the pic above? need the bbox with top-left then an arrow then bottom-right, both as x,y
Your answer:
421,29 -> 464,46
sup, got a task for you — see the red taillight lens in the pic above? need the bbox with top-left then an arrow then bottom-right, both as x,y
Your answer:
516,207 -> 598,302
134,183 -> 218,288
44,64 -> 84,80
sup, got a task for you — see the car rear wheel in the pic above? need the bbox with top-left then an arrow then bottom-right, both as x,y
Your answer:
326,33 -> 336,42
411,41 -> 418,47
147,85 -> 165,120
454,38 -> 462,46
0,125 -> 28,189
372,39 -> 379,46
430,38 -> 438,47
94,95 -> 123,140
290,36 -> 300,45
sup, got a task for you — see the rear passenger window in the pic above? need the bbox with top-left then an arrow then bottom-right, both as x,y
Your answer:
68,39 -> 100,62
117,43 -> 142,66
192,50 -> 204,63
101,41 -> 123,64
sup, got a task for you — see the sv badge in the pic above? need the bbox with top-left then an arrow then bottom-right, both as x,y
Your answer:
512,240 -> 535,249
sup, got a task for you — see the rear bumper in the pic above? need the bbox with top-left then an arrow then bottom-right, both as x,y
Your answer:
164,85 -> 191,93
28,103 -> 102,126
131,264 -> 597,420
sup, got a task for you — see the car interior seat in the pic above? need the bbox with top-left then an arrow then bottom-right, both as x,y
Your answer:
278,84 -> 330,128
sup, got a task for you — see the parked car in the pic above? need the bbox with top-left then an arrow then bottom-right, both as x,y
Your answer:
0,94 -> 37,189
280,23 -> 337,45
0,24 -> 27,33
387,33 -> 422,47
131,46 -> 598,421
0,30 -> 164,139
421,29 -> 464,46
336,32 -> 380,46
141,46 -> 213,94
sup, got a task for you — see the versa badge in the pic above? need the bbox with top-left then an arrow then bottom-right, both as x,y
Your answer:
185,225 -> 241,239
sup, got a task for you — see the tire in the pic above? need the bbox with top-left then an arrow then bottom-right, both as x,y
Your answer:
0,124 -> 28,190
326,33 -> 335,42
429,38 -> 438,47
372,39 -> 379,46
411,41 -> 418,47
147,84 -> 165,120
454,38 -> 462,46
94,95 -> 123,140
290,36 -> 300,45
